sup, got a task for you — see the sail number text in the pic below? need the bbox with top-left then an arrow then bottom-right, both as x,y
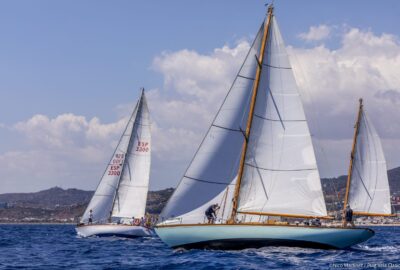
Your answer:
108,154 -> 124,176
136,141 -> 149,152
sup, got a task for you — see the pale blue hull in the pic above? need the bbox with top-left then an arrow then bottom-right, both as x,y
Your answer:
155,224 -> 374,249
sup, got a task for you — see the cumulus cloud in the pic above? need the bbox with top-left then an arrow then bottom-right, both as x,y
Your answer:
0,114 -> 128,192
299,25 -> 332,41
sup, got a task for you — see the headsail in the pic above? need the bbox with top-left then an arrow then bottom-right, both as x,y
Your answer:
111,92 -> 151,219
159,24 -> 265,224
236,16 -> 327,217
81,90 -> 151,223
348,104 -> 391,215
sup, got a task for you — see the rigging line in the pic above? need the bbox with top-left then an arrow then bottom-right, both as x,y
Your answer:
353,162 -> 373,200
253,113 -> 306,122
126,159 -> 132,182
184,175 -> 234,185
245,162 -> 317,172
211,124 -> 242,132
237,74 -> 255,81
253,159 -> 269,200
267,86 -> 285,130
262,63 -> 292,69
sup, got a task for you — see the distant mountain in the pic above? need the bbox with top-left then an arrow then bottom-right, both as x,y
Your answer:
0,187 -> 174,223
0,187 -> 93,209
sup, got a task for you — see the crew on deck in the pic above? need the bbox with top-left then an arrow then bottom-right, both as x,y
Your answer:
345,205 -> 354,227
88,209 -> 93,224
205,204 -> 220,224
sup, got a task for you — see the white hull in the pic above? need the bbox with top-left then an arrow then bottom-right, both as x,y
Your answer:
76,224 -> 153,238
155,224 -> 374,249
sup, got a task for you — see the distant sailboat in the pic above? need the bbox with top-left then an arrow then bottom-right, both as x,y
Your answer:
76,89 -> 152,238
342,99 -> 394,224
155,5 -> 377,249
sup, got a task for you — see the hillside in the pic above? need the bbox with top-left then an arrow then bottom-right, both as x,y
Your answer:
0,187 -> 174,223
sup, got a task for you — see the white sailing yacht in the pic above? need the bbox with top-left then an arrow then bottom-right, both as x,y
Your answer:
154,5 -> 388,249
76,89 -> 152,238
342,99 -> 394,223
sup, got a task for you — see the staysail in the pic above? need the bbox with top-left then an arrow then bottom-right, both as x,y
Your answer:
81,90 -> 151,223
236,16 -> 327,217
348,104 -> 391,215
159,24 -> 265,224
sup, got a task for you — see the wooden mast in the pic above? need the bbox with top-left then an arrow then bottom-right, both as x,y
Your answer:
342,98 -> 363,226
228,5 -> 274,224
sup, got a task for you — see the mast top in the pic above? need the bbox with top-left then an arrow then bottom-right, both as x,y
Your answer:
359,98 -> 363,106
265,1 -> 274,15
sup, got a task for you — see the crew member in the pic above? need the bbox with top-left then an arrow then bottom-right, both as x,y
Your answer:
88,209 -> 93,224
205,204 -> 220,224
345,205 -> 354,227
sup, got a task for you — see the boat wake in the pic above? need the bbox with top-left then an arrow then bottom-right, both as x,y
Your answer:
353,244 -> 400,253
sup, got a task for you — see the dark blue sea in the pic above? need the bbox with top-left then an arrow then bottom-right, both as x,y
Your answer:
0,225 -> 399,269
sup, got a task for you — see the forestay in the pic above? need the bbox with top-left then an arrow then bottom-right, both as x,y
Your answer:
348,110 -> 391,214
112,93 -> 151,219
237,17 -> 327,217
81,91 -> 150,223
159,24 -> 265,224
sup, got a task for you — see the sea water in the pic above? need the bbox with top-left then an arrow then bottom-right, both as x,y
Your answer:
0,225 -> 399,269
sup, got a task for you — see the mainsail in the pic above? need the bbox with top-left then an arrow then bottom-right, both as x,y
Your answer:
81,90 -> 151,223
237,16 -> 327,217
347,102 -> 391,215
159,24 -> 265,224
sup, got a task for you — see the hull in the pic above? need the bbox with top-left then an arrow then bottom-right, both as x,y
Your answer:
76,224 -> 153,238
155,224 -> 374,249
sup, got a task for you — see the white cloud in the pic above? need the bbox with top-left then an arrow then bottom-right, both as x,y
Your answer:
0,114 -> 128,192
299,25 -> 331,41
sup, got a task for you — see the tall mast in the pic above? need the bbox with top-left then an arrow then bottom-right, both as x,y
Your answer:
342,98 -> 363,226
228,5 -> 274,223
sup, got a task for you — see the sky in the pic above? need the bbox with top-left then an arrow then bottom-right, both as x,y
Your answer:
1,0 -> 400,193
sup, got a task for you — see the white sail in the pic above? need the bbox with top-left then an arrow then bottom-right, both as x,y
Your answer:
81,91 -> 149,223
348,110 -> 391,214
159,24 -> 265,224
112,93 -> 151,219
237,17 -> 327,217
